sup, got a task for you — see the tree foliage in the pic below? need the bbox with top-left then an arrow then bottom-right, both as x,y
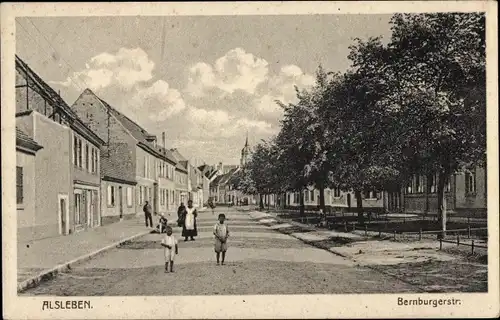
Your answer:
241,13 -> 486,230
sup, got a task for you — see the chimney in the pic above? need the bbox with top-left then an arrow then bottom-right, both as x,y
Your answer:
162,132 -> 166,149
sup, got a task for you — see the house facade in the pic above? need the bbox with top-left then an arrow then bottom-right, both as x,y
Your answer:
404,167 -> 486,217
16,128 -> 43,242
70,89 -> 138,224
15,56 -> 105,239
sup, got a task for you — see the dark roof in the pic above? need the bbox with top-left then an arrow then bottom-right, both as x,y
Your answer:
15,55 -> 104,147
16,127 -> 43,154
170,148 -> 187,162
210,167 -> 240,187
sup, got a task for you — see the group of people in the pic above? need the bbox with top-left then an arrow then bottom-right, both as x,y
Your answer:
142,199 -> 199,240
143,199 -> 230,273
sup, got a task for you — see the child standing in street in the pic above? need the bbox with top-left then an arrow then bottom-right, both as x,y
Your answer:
161,226 -> 178,273
214,213 -> 230,265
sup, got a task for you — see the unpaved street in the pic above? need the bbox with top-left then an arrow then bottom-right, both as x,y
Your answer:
22,208 -> 418,295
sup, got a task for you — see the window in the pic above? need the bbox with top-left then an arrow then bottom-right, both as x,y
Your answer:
139,186 -> 143,205
428,174 -> 437,193
415,175 -> 423,193
406,180 -> 413,194
95,150 -> 99,173
85,144 -> 89,171
73,135 -> 77,165
372,190 -> 379,199
446,177 -> 451,192
16,166 -> 23,204
466,171 -> 476,193
126,187 -> 133,207
310,190 -> 314,200
78,139 -> 82,168
333,188 -> 341,197
91,148 -> 95,173
363,190 -> 371,199
107,185 -> 115,207
304,190 -> 309,202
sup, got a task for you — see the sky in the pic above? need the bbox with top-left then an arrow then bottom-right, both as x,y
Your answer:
16,15 -> 393,165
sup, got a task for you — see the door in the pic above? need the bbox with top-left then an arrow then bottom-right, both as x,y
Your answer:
153,183 -> 158,214
347,193 -> 351,209
92,190 -> 99,227
59,196 -> 68,235
87,190 -> 93,228
119,186 -> 123,219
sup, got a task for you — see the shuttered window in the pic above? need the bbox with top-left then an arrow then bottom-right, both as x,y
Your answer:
16,166 -> 23,204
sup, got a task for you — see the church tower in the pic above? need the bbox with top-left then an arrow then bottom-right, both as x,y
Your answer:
240,133 -> 250,167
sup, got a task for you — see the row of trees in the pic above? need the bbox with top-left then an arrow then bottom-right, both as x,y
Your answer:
239,13 -> 486,234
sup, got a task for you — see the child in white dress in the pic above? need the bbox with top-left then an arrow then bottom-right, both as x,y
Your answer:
161,226 -> 178,273
214,213 -> 229,265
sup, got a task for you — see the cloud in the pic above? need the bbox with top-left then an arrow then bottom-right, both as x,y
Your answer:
186,48 -> 269,97
184,106 -> 277,139
50,48 -> 155,91
131,80 -> 186,121
254,64 -> 315,116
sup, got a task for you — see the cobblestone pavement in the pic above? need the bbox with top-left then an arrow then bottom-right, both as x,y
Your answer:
21,208 -> 418,295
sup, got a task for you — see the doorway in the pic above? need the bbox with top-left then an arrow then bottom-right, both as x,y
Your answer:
58,194 -> 69,235
119,186 -> 123,219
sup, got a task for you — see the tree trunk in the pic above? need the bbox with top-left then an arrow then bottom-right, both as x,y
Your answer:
299,190 -> 305,216
437,170 -> 447,239
259,194 -> 264,210
355,190 -> 364,224
319,185 -> 326,212
267,193 -> 270,210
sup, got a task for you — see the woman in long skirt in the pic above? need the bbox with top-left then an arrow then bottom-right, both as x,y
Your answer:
182,200 -> 198,241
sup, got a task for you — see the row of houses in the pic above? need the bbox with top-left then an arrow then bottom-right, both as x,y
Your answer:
15,55 -> 210,242
205,133 -> 487,218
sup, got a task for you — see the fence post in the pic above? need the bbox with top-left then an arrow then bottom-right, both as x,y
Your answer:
365,225 -> 368,237
471,240 -> 475,255
419,229 -> 422,241
439,238 -> 442,250
344,221 -> 347,232
379,228 -> 381,237
457,235 -> 460,247
393,230 -> 396,241
352,223 -> 356,232
467,226 -> 471,239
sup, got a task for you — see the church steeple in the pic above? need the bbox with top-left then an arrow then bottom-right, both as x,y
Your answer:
240,132 -> 250,167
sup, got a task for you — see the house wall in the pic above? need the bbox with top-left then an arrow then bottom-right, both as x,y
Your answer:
136,146 -> 157,214
17,112 -> 73,239
101,181 -> 136,225
202,177 -> 210,206
71,90 -> 137,184
16,149 -> 37,243
454,167 -> 487,216
175,169 -> 189,207
156,159 -> 176,214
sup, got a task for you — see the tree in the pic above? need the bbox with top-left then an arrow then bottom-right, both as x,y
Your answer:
385,13 -> 486,236
277,66 -> 339,213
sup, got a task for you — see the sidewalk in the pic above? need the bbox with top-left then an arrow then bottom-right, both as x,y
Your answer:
17,217 -> 175,292
248,209 -> 476,265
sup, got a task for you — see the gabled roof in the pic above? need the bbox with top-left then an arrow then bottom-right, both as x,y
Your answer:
16,127 -> 43,154
93,94 -> 177,165
15,55 -> 104,147
210,167 -> 240,187
170,148 -> 187,162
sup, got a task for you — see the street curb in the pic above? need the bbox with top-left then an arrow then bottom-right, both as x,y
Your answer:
17,229 -> 152,293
